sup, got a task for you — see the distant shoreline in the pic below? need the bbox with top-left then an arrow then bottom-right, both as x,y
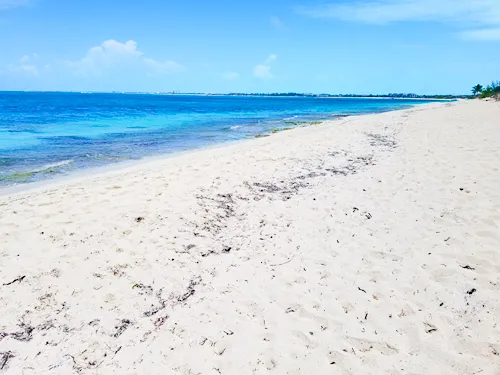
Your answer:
0,90 -> 465,100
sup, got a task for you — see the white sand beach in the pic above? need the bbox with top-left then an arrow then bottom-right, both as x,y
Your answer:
0,100 -> 499,375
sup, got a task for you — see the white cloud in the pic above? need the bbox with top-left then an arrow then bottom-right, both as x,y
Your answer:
9,53 -> 39,76
143,57 -> 185,75
253,65 -> 273,79
461,28 -> 500,41
297,0 -> 500,26
19,55 -> 31,64
220,71 -> 239,80
265,54 -> 277,64
254,54 -> 278,79
270,16 -> 287,30
66,39 -> 184,76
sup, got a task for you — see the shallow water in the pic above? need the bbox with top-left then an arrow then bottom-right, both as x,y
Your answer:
0,92 -> 441,186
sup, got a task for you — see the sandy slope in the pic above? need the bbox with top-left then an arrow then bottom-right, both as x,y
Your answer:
0,100 -> 499,375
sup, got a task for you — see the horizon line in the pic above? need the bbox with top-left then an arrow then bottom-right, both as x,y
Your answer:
0,90 -> 467,97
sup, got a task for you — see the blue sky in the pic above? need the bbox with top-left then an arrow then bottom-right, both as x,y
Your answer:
1,0 -> 499,94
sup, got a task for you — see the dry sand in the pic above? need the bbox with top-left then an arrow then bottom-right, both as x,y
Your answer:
0,100 -> 499,375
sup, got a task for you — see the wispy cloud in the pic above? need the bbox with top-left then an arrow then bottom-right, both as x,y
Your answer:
253,54 -> 277,79
270,16 -> 287,30
220,71 -> 239,80
265,54 -> 277,64
143,58 -> 185,75
297,0 -> 500,24
0,0 -> 32,10
253,65 -> 273,79
66,39 -> 184,76
8,53 -> 39,76
461,28 -> 500,41
297,0 -> 500,41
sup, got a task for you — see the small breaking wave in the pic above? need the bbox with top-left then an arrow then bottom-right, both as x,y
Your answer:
222,125 -> 243,131
33,159 -> 74,173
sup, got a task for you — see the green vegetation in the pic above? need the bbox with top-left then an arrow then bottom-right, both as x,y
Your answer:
472,81 -> 500,99
284,121 -> 311,126
2,171 -> 35,180
271,127 -> 294,134
254,133 -> 269,138
253,121 -> 324,139
0,166 -> 58,183
284,120 -> 323,126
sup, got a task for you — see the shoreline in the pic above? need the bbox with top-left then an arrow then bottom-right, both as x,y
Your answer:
0,101 -> 444,198
1,99 -> 498,375
1,90 -> 461,99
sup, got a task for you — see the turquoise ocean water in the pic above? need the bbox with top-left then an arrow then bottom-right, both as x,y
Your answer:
0,92 -> 441,186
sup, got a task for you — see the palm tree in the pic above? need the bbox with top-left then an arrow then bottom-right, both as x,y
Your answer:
492,81 -> 500,94
472,84 -> 483,96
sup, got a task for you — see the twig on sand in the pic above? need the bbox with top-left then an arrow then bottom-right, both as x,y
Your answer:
1,351 -> 14,370
2,276 -> 26,286
424,322 -> 438,333
460,265 -> 475,271
270,255 -> 295,267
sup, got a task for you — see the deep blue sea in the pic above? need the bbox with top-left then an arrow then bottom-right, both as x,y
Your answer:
0,92 -> 440,187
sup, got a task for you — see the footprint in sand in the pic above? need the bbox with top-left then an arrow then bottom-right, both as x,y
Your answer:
476,230 -> 500,240
345,336 -> 399,355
